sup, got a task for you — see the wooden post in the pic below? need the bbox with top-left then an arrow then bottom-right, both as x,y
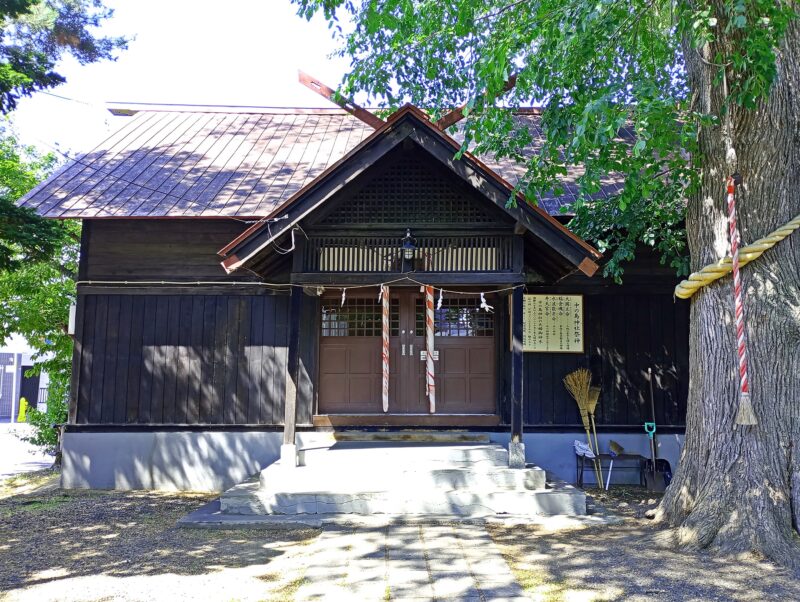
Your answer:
282,286 -> 303,465
509,286 -> 525,467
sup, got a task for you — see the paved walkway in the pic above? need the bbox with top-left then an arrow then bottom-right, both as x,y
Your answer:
297,522 -> 528,601
0,423 -> 54,481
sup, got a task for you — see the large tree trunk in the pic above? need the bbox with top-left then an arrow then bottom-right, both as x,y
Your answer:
654,17 -> 800,567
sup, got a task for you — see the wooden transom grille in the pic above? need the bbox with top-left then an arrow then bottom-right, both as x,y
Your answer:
304,235 -> 514,273
415,297 -> 494,337
321,298 -> 400,337
319,154 -> 499,226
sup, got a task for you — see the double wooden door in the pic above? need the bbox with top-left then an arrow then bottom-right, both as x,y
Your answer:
318,290 -> 496,415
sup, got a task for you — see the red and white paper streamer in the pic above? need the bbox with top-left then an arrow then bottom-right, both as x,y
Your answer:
425,285 -> 436,413
380,284 -> 390,413
726,176 -> 753,422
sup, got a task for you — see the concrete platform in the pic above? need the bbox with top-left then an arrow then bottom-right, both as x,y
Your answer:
332,430 -> 491,443
219,441 -> 586,518
180,498 -> 608,530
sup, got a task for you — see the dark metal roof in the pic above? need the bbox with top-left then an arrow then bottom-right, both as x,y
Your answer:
19,105 -> 624,219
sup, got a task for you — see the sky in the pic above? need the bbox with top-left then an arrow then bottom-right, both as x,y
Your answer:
10,0 -> 353,157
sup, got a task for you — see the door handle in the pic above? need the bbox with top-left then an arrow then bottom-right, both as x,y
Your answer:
409,344 -> 413,355
401,344 -> 406,356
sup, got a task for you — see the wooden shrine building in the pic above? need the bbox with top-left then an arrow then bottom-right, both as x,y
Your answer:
19,100 -> 689,491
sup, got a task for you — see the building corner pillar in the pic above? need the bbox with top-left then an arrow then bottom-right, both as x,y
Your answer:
509,286 -> 525,468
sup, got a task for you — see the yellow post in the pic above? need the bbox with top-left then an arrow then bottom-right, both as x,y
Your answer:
17,397 -> 28,422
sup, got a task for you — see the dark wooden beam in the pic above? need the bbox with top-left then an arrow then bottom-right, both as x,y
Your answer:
510,286 -> 524,443
68,295 -> 85,425
313,414 -> 501,428
298,70 -> 384,129
512,235 -> 525,274
283,286 -> 303,446
290,272 -> 525,286
436,74 -> 518,130
76,285 -> 289,296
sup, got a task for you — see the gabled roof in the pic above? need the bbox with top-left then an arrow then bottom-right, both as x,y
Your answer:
17,104 -> 625,219
220,105 -> 600,280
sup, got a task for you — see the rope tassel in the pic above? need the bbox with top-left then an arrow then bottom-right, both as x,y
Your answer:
726,176 -> 757,426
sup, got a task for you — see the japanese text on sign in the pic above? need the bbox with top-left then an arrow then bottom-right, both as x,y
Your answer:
522,294 -> 583,353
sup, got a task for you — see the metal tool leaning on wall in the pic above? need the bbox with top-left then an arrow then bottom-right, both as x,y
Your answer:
644,367 -> 673,492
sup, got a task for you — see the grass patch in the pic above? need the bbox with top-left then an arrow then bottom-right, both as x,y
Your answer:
0,493 -> 70,518
256,572 -> 280,583
508,565 -> 569,601
500,557 -> 617,602
488,524 -> 622,602
16,496 -> 70,512
492,543 -> 571,602
270,574 -> 306,602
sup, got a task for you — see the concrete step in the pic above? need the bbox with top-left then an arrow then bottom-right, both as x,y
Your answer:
297,442 -> 509,470
332,430 -> 491,444
426,467 -> 546,491
220,478 -> 584,517
217,441 -> 586,518
257,463 -> 545,493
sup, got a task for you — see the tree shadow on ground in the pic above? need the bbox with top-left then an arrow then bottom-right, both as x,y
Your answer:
0,488 -> 319,595
489,518 -> 800,601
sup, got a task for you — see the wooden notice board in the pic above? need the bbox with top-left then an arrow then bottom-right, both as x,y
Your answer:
520,294 -> 584,353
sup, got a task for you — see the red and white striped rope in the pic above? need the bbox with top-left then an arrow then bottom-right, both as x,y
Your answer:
726,177 -> 750,397
425,285 -> 436,413
381,285 -> 390,413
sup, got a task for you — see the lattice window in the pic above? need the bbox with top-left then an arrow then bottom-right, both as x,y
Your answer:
320,154 -> 500,226
321,298 -> 400,337
304,235 -> 513,273
415,297 -> 495,337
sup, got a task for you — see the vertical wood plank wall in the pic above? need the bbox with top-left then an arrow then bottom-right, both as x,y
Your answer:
521,293 -> 689,427
72,293 -> 304,425
72,219 -> 688,428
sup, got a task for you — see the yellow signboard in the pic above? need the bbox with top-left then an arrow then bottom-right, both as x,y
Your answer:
522,294 -> 584,353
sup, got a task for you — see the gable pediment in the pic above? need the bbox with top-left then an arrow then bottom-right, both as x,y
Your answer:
311,145 -> 514,229
219,106 -> 600,281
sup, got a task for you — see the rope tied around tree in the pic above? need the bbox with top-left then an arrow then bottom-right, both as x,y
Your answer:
673,211 -> 800,299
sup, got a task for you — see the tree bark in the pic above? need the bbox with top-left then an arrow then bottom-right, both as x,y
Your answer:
653,17 -> 800,568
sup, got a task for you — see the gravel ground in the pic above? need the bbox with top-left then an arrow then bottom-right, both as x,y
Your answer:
489,487 -> 800,601
1,477 -> 798,601
0,482 -> 319,602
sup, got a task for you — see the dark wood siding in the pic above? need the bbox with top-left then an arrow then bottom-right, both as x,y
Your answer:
72,217 -> 686,429
520,293 -> 689,428
83,219 -> 260,281
71,293 -> 307,425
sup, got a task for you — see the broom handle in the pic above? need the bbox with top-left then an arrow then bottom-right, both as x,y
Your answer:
590,413 -> 602,486
583,427 -> 600,485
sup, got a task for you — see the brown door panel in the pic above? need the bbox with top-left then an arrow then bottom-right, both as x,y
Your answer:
318,292 -> 496,415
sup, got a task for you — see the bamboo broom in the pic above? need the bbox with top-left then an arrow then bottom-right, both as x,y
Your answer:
588,386 -> 602,485
564,369 -> 602,486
